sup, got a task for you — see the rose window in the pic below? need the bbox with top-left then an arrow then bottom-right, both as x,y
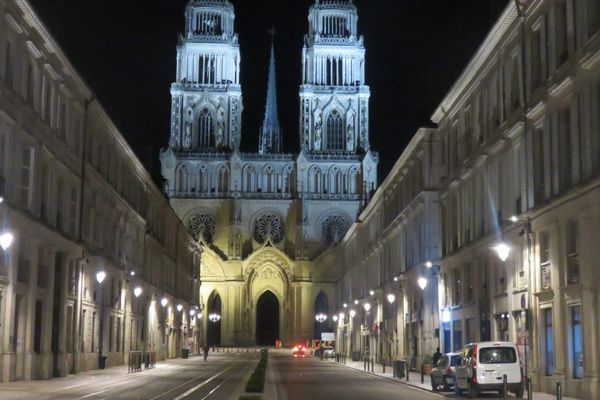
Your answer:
322,215 -> 351,245
188,214 -> 216,243
254,214 -> 283,244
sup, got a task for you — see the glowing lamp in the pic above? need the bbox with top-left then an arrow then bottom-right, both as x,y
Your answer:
133,287 -> 142,298
0,232 -> 13,250
418,277 -> 428,290
387,294 -> 396,304
177,304 -> 183,312
161,297 -> 168,307
96,271 -> 106,284
494,243 -> 511,262
363,302 -> 371,312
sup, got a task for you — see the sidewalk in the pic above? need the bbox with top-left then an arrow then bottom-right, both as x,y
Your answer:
327,358 -> 580,399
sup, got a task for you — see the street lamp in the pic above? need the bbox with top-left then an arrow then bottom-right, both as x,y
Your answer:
209,313 -> 221,323
332,315 -> 338,322
363,303 -> 371,312
418,277 -> 428,290
189,309 -> 196,317
315,313 -> 328,323
133,287 -> 142,298
161,297 -> 168,307
177,304 -> 183,312
425,261 -> 433,268
343,303 -> 347,308
387,294 -> 396,304
349,309 -> 356,318
338,312 -> 344,321
354,299 -> 359,305
369,290 -> 375,296
494,243 -> 511,262
0,232 -> 13,250
96,270 -> 106,369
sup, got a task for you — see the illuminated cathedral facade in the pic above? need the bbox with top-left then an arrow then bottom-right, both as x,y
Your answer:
161,0 -> 378,346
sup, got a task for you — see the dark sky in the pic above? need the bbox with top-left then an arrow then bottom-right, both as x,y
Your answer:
28,0 -> 507,183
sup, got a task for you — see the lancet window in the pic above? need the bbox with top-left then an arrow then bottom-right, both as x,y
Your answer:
197,108 -> 213,148
326,110 -> 345,151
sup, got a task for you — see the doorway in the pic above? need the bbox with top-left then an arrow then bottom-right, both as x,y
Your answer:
206,292 -> 221,347
256,291 -> 279,346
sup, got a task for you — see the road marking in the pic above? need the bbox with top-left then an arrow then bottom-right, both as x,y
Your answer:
172,366 -> 233,400
198,380 -> 226,400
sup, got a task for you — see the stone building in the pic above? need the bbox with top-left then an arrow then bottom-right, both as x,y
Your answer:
0,0 -> 201,382
332,0 -> 600,398
161,0 -> 378,346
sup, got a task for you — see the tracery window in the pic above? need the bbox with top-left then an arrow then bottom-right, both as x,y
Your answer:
188,214 -> 216,243
198,108 -> 213,148
217,165 -> 229,193
322,215 -> 351,246
254,214 -> 283,244
326,110 -> 345,151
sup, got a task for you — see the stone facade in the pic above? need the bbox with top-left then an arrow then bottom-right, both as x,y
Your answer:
333,1 -> 600,398
0,0 -> 201,382
161,0 -> 378,346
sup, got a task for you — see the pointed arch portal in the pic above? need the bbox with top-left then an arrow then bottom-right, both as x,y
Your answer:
256,291 -> 279,346
207,292 -> 222,347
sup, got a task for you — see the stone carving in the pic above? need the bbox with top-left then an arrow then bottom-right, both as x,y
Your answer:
229,96 -> 239,148
216,104 -> 225,147
302,99 -> 310,149
188,214 -> 216,243
254,214 -> 283,244
170,96 -> 181,149
346,123 -> 354,151
183,122 -> 192,149
313,105 -> 322,151
322,214 -> 351,246
257,267 -> 278,280
360,99 -> 368,149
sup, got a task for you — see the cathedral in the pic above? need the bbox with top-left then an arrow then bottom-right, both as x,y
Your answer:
161,0 -> 378,346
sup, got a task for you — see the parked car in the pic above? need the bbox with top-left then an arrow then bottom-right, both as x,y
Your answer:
292,345 -> 308,357
430,352 -> 460,391
322,346 -> 335,358
454,342 -> 524,398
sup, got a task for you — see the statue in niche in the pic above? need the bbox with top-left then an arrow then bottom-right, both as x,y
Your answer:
314,122 -> 322,151
235,233 -> 242,259
346,123 -> 354,151
313,102 -> 322,150
216,106 -> 225,147
170,97 -> 181,149
183,122 -> 192,149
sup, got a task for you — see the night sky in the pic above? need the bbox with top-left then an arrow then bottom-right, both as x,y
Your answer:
28,0 -> 507,183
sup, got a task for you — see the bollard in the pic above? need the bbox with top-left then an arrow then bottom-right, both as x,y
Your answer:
371,357 -> 374,372
383,358 -> 385,374
556,380 -> 562,400
527,378 -> 533,400
364,357 -> 367,371
503,374 -> 508,400
421,367 -> 424,384
406,362 -> 409,382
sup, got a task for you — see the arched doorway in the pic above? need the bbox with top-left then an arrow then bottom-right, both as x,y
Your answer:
256,291 -> 279,346
207,292 -> 222,347
314,291 -> 329,340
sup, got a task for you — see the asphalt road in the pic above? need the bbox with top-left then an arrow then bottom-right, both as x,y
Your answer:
0,352 -> 258,400
270,352 -> 514,400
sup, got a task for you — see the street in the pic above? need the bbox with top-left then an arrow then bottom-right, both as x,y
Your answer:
0,352 -> 258,400
271,351 -> 524,400
0,350 -> 556,400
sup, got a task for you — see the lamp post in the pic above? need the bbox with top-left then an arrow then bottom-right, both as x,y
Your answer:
96,271 -> 106,369
208,313 -> 220,350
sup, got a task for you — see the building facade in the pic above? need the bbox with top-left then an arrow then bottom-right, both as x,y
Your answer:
0,0 -> 201,382
332,1 -> 600,398
161,0 -> 378,346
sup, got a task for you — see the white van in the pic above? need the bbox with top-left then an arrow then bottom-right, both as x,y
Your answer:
454,342 -> 524,398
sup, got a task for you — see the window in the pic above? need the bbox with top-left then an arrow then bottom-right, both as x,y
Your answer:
3,41 -> 12,87
452,320 -> 462,352
26,62 -> 35,104
558,108 -> 572,190
43,78 -> 53,123
533,126 -> 546,203
197,108 -> 213,147
566,221 -> 580,284
109,316 -> 114,352
20,147 -> 34,207
116,317 -> 121,353
540,232 -> 552,290
326,110 -> 345,151
544,308 -> 554,375
68,187 -> 78,236
571,305 -> 583,379
452,269 -> 462,305
479,347 -> 517,364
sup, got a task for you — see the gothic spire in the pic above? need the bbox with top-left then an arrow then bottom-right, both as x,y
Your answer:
259,29 -> 281,155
